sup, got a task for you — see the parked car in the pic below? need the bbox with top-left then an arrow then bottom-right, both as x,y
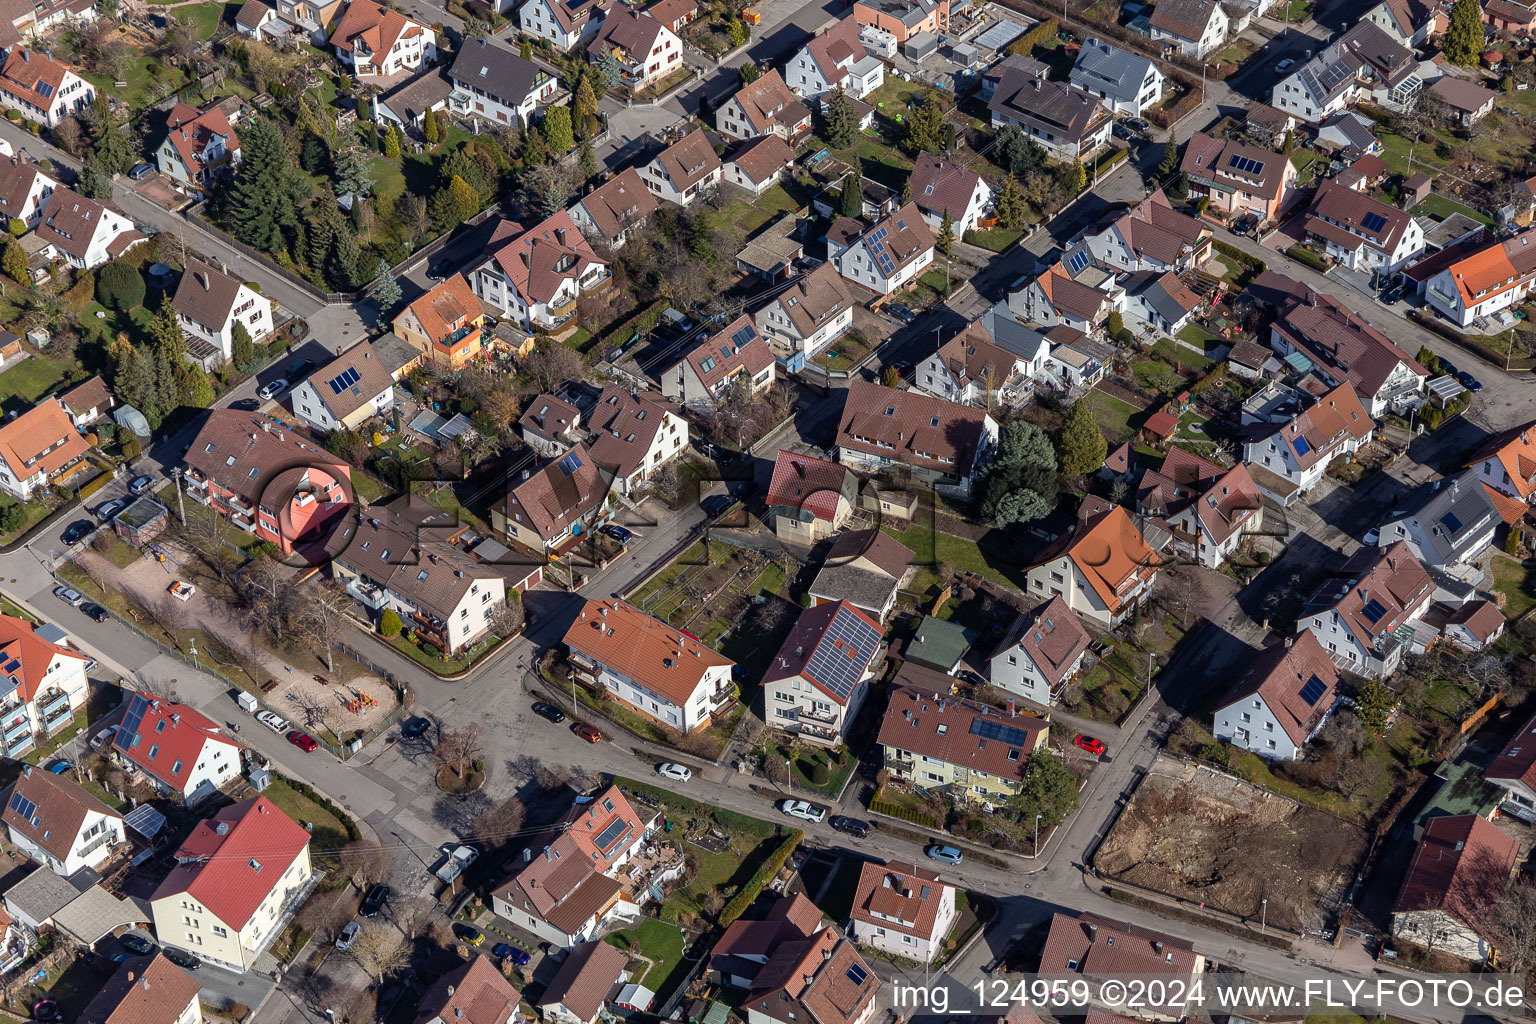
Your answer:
128,475 -> 156,496
601,524 -> 633,543
336,922 -> 360,952
120,934 -> 156,956
256,710 -> 289,734
46,760 -> 72,774
89,726 -> 117,749
701,494 -> 734,518
286,358 -> 315,378
428,258 -> 454,280
230,397 -> 260,411
926,845 -> 964,865
1437,357 -> 1459,376
778,799 -> 826,823
361,884 -> 390,918
830,816 -> 871,838
1124,117 -> 1150,134
53,585 -> 83,606
494,943 -> 532,966
61,520 -> 94,544
287,731 -> 319,752
886,303 -> 917,324
656,763 -> 692,782
1275,58 -> 1294,71
257,379 -> 288,401
94,499 -> 126,522
454,924 -> 484,946
573,723 -> 603,743
1074,734 -> 1107,756
1112,122 -> 1136,141
532,702 -> 566,724
437,844 -> 479,883
1458,370 -> 1483,393
163,949 -> 200,970
128,163 -> 155,180
401,716 -> 431,739
81,603 -> 109,622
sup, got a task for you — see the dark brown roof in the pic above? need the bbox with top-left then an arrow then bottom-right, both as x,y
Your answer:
183,410 -> 350,506
910,153 -> 984,221
36,186 -> 133,261
537,940 -> 628,1021
172,259 -> 246,331
577,168 -> 658,241
749,937 -> 877,1024
0,155 -> 47,222
988,70 -> 1109,145
995,595 -> 1092,688
825,528 -> 913,577
1487,708 -> 1536,791
878,680 -> 1047,781
763,262 -> 854,339
519,393 -> 582,443
235,0 -> 273,27
726,69 -> 810,135
58,375 -> 112,417
1148,0 -> 1222,40
323,500 -> 500,618
498,441 -> 607,542
1039,913 -> 1199,977
586,384 -> 671,478
1,767 -> 120,862
1181,132 -> 1291,201
306,339 -> 396,421
1393,814 -> 1518,939
78,954 -> 202,1024
414,955 -> 518,1024
589,7 -> 666,59
838,379 -> 989,478
726,134 -> 794,184
653,129 -> 720,192
673,315 -> 775,394
1275,289 -> 1427,399
851,860 -> 952,939
1218,632 -> 1339,745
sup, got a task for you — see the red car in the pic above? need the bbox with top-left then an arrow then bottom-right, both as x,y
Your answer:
573,723 -> 604,744
1074,734 -> 1106,756
287,731 -> 319,752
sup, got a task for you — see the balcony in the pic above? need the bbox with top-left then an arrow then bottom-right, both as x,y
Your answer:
801,706 -> 837,725
449,89 -> 472,112
77,827 -> 116,859
346,577 -> 391,611
5,733 -> 33,757
3,715 -> 30,745
37,688 -> 70,718
798,721 -> 839,743
223,495 -> 255,516
231,514 -> 256,533
885,754 -> 915,775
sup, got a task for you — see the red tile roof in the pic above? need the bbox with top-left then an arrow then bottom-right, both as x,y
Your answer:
837,379 -> 991,478
726,69 -> 811,135
850,860 -> 952,940
112,697 -> 241,794
182,410 -> 352,508
1218,632 -> 1339,745
1039,913 -> 1200,977
0,392 -> 90,483
1447,599 -> 1504,644
651,129 -> 721,192
0,50 -> 76,112
1252,382 -> 1372,471
1465,415 -> 1536,499
538,940 -> 627,1021
760,600 -> 883,705
329,0 -> 423,57
1195,461 -> 1264,547
1437,229 -> 1536,318
564,598 -> 733,707
585,384 -> 674,479
413,955 -> 518,1024
1309,540 -> 1432,651
1393,813 -> 1517,940
486,211 -> 606,307
674,314 -> 775,394
749,936 -> 877,1024
153,796 -> 310,930
878,681 -> 1047,781
804,16 -> 867,86
1276,289 -> 1428,400
1101,189 -> 1206,265
395,273 -> 482,346
79,953 -> 203,1024
1487,708 -> 1536,791
162,101 -> 240,176
0,612 -> 89,704
1059,506 -> 1160,616
1305,179 -> 1415,256
767,449 -> 852,523
576,168 -> 658,242
497,441 -> 607,542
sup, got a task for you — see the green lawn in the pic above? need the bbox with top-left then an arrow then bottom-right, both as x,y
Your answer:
0,354 -> 72,412
606,918 -> 686,995
80,60 -> 193,113
0,496 -> 51,545
1492,556 -> 1536,620
963,227 -> 1027,252
1153,338 -> 1214,372
1410,193 -> 1494,226
830,136 -> 916,193
1081,388 -> 1142,440
1175,324 -> 1225,351
369,154 -> 407,205
720,183 -> 799,236
881,520 -> 1023,590
175,1 -> 237,39
261,777 -> 352,856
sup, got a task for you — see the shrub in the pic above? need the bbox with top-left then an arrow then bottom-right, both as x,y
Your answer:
4,109 -> 19,122
380,609 -> 403,636
97,260 -> 145,311
121,439 -> 141,458
719,830 -> 802,925
6,219 -> 21,237
0,505 -> 24,532
229,1003 -> 249,1022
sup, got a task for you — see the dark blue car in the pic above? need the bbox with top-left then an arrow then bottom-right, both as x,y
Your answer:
1458,371 -> 1483,393
493,943 -> 531,966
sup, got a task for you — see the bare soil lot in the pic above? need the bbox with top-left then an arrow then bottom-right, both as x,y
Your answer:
1094,755 -> 1368,932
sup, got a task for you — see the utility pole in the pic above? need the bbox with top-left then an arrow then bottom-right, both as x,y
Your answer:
1260,897 -> 1268,934
172,467 -> 186,526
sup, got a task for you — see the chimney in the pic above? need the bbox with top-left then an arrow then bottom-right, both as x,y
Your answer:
447,986 -> 456,996
1284,636 -> 1293,648
1154,941 -> 1164,953
1007,698 -> 1016,717
127,972 -> 136,983
1088,924 -> 1099,941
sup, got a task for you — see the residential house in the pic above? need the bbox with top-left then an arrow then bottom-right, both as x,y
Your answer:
78,953 -> 204,1024
742,932 -> 878,1024
718,70 -> 812,142
1426,75 -> 1495,126
0,400 -> 91,501
0,155 -> 55,230
1272,22 -> 1422,123
518,0 -> 610,49
645,0 -> 698,33
0,51 -> 93,128
1443,600 -> 1505,651
448,38 -> 558,125
289,339 -> 397,434
585,385 -> 688,495
806,528 -> 914,624
786,17 -> 884,103
1009,263 -> 1119,333
2,767 -> 122,876
1212,632 -> 1340,760
1039,913 -> 1205,997
1242,382 -> 1373,505
371,67 -> 453,129
519,393 -> 584,456
754,262 -> 855,371
393,274 -> 486,368
908,153 -> 994,235
0,0 -> 97,43
111,694 -> 242,803
171,259 -> 272,362
1467,416 -> 1536,505
761,600 -> 884,745
827,201 -> 935,296
181,411 -> 352,554
414,956 -> 518,1024
570,168 -> 658,250
914,319 -> 1035,409
1364,0 -> 1445,46
1137,447 -> 1264,568
1483,708 -> 1536,820
586,8 -> 683,90
235,0 -> 287,42
640,129 -> 722,207
766,449 -> 856,543
1484,0 -> 1536,33
1374,471 -> 1499,573
905,616 -> 970,674
1316,111 -> 1382,160
156,102 -> 241,188
565,599 -> 736,732
490,785 -> 658,946
1180,132 -> 1298,225
1302,180 -> 1425,274
710,893 -> 824,989
150,796 -> 313,972
34,187 -> 146,270
1120,270 -> 1203,336
1392,813 -> 1518,962
724,135 -> 796,195
1082,189 -> 1210,274
56,375 -> 113,429
1421,228 -> 1536,327
1148,0 -> 1228,57
660,315 -> 776,411
539,941 -> 631,1024
986,69 -> 1111,159
849,861 -> 956,964
852,0 -> 948,43
1303,541 -> 1434,676
492,443 -> 608,552
878,676 -> 1049,803
470,212 -> 612,332
1026,505 -> 1160,626
835,379 -> 997,498
274,0 -> 347,41
988,595 -> 1093,707
1270,289 -> 1428,417
1070,37 -> 1165,115
329,1 -> 436,79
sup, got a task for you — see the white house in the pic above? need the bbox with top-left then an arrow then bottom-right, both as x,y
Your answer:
908,153 -> 993,235
171,260 -> 273,362
0,401 -> 91,504
329,1 -> 436,78
1081,189 -> 1209,275
0,612 -> 92,762
1423,228 -> 1536,328
1443,600 -> 1505,652
149,796 -> 314,972
289,339 -> 396,434
569,167 -> 658,250
470,212 -> 612,332
760,600 -> 884,745
915,319 -> 1037,409
1070,37 -> 1165,114
1303,180 -> 1425,275
986,69 -> 1112,159
585,384 -> 689,495
1467,416 -> 1536,507
836,379 -> 997,499
110,694 -> 243,803
744,937 -> 878,1024
518,0 -> 609,48
538,941 -> 630,1024
564,599 -> 735,733
1,767 -> 124,876
828,202 -> 935,296
34,187 -> 146,270
723,135 -> 795,195
1303,541 -> 1433,676
1374,471 -> 1499,573
1270,289 -> 1428,418
659,314 -> 776,411
518,393 -> 583,456
1392,814 -> 1517,963
1212,632 -> 1339,760
1142,452 -> 1265,569
1363,0 -> 1444,46
1026,506 -> 1160,627
989,595 -> 1092,707
1272,21 -> 1422,123
786,16 -> 884,101
0,155 -> 56,230
586,8 -> 683,90
716,69 -> 812,142
448,37 -> 558,126
1242,382 -> 1373,505
1147,0 -> 1228,57
1485,708 -> 1536,821
493,443 -> 609,553
640,129 -> 722,207
753,262 -> 855,372
848,861 -> 956,964
0,50 -> 94,129
156,102 -> 242,189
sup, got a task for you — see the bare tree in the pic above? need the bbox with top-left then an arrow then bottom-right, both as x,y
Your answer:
1499,876 -> 1536,976
522,344 -> 584,393
1155,568 -> 1195,628
431,725 -> 484,780
470,795 -> 525,853
330,983 -> 380,1024
394,893 -> 437,940
180,505 -> 239,585
347,923 -> 409,982
295,579 -> 350,672
71,554 -> 108,596
337,838 -> 389,889
242,555 -> 295,640
487,597 -> 524,638
296,888 -> 356,940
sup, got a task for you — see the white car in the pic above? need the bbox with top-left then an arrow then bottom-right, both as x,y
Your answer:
336,921 -> 360,951
257,379 -> 288,401
89,726 -> 117,750
255,710 -> 289,734
656,763 -> 692,783
778,799 -> 826,823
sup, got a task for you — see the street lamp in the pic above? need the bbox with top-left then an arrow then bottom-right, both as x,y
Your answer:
786,759 -> 793,793
1201,62 -> 1210,98
1260,897 -> 1268,934
1034,813 -> 1043,852
188,638 -> 198,670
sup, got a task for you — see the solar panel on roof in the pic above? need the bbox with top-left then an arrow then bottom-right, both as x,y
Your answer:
557,451 -> 584,476
731,325 -> 755,348
969,717 -> 1038,747
594,817 -> 631,851
119,693 -> 149,749
1293,436 -> 1311,456
1067,249 -> 1090,273
1360,598 -> 1387,624
8,793 -> 34,821
803,608 -> 881,701
1228,154 -> 1264,174
328,367 -> 361,394
846,964 -> 868,986
1299,674 -> 1327,706
1361,211 -> 1388,233
1441,511 -> 1463,534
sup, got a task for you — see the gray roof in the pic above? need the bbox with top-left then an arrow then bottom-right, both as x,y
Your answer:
974,17 -> 1027,49
981,300 -> 1050,361
5,867 -> 82,921
1378,470 -> 1498,565
1424,212 -> 1484,250
1126,270 -> 1197,325
376,66 -> 453,122
906,616 -> 971,671
450,38 -> 546,105
53,886 -> 147,946
373,332 -> 420,377
1317,111 -> 1378,154
1070,37 -> 1158,104
988,71 -> 1107,145
807,564 -> 900,618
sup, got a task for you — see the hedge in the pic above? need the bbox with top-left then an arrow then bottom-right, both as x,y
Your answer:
1284,245 -> 1329,271
1008,16 -> 1058,55
1212,240 -> 1263,271
78,473 -> 114,500
719,829 -> 802,926
869,797 -> 941,829
278,773 -> 361,841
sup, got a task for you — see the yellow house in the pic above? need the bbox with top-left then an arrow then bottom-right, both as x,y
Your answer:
391,273 -> 486,370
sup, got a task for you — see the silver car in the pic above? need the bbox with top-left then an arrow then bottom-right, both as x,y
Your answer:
336,921 -> 360,951
255,710 -> 289,734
